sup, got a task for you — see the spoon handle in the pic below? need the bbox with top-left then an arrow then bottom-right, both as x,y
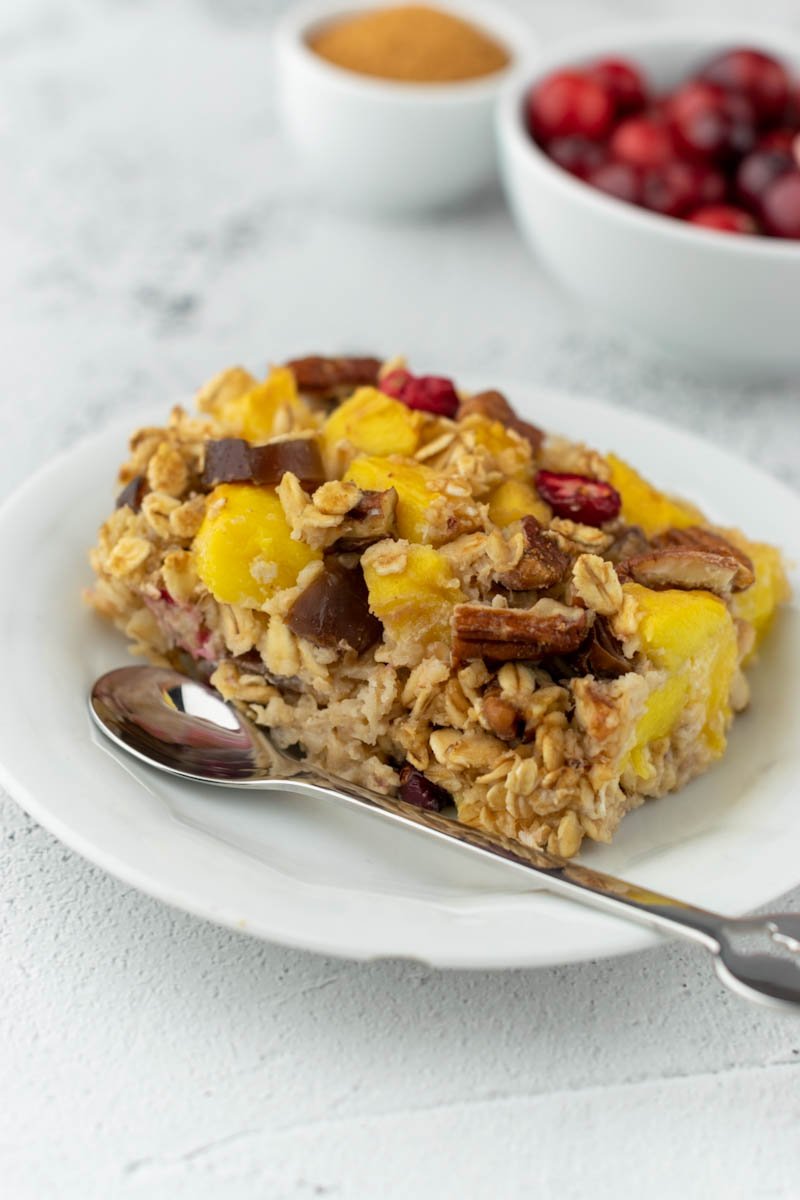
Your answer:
284,774 -> 800,1009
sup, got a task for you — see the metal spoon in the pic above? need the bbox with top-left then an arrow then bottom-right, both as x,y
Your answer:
90,665 -> 800,1009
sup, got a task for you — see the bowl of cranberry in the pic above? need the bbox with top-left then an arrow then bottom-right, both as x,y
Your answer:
496,26 -> 800,374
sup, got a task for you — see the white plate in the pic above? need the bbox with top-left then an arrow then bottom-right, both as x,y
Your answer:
0,382 -> 798,968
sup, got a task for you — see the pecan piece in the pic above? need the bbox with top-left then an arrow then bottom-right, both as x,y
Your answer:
495,516 -> 569,590
458,389 -> 544,454
452,599 -> 591,663
653,526 -> 754,591
285,355 -> 382,400
481,692 -> 522,741
330,487 -> 398,551
623,545 -> 748,597
604,524 -> 650,564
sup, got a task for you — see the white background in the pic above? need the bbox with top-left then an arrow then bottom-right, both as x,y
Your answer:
1,1 -> 799,1196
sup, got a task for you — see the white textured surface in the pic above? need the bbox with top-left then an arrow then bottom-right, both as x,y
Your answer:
1,1 -> 799,1196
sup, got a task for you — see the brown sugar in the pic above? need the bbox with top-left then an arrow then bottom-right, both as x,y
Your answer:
308,5 -> 511,84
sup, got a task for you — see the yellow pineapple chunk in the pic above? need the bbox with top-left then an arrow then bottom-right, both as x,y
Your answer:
362,542 -> 464,648
321,387 -> 421,464
488,478 -> 550,527
194,484 -> 321,607
607,454 -> 702,537
623,582 -> 738,778
211,366 -> 315,443
726,536 -> 790,652
344,455 -> 443,543
463,414 -> 531,480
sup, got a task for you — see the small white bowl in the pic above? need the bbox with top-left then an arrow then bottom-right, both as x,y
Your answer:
275,0 -> 535,214
497,24 -> 800,375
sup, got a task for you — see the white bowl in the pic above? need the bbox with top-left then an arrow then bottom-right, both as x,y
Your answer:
275,0 -> 535,214
497,24 -> 800,375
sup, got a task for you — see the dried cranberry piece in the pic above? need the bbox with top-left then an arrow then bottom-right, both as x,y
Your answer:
535,470 -> 621,526
116,474 -> 147,512
399,766 -> 451,813
380,369 -> 459,418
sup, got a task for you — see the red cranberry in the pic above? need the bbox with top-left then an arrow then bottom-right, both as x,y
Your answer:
399,766 -> 450,812
586,160 -> 642,205
686,204 -> 759,234
735,149 -> 794,213
587,57 -> 647,116
546,135 -> 608,179
380,369 -> 460,418
527,70 -> 614,142
668,81 -> 756,162
761,169 -> 800,237
641,160 -> 726,217
700,48 -> 791,125
610,113 -> 675,168
535,471 -> 621,526
757,127 -> 797,153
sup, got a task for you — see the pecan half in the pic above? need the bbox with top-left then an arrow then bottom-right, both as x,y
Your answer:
653,526 -> 754,591
285,355 -> 382,400
623,545 -> 748,596
457,389 -> 544,454
495,516 -> 569,590
331,487 -> 398,552
452,599 -> 591,663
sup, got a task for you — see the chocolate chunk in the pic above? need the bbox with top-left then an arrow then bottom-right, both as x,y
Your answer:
399,765 -> 451,812
201,439 -> 252,488
249,440 -> 325,490
115,474 -> 147,512
568,616 -> 630,679
285,355 -> 383,399
202,438 -> 325,490
286,561 -> 382,654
